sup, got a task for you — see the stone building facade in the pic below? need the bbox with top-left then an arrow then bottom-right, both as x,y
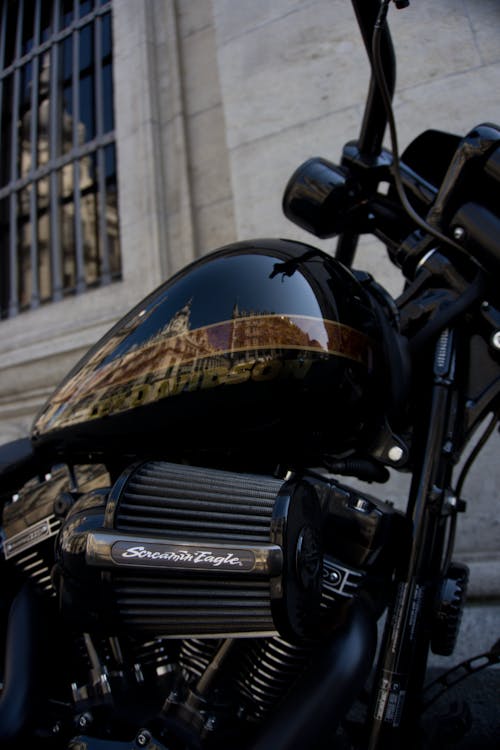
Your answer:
1,0 -> 499,651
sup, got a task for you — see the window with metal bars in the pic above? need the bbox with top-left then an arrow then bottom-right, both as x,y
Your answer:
0,0 -> 120,319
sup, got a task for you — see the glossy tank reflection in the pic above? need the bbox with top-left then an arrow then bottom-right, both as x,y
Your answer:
32,240 -> 385,470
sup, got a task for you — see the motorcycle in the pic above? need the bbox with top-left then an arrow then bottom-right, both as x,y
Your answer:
0,0 -> 499,747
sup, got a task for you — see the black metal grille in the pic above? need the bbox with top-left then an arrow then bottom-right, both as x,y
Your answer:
0,0 -> 120,318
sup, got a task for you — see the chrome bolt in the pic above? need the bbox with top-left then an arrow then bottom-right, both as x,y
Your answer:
77,712 -> 92,730
388,445 -> 404,463
328,569 -> 341,586
444,492 -> 458,510
204,716 -> 217,731
354,497 -> 370,513
453,226 -> 465,241
491,331 -> 500,350
136,730 -> 151,747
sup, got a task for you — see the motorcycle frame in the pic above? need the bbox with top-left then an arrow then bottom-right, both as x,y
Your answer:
335,0 -> 396,267
366,327 -> 461,748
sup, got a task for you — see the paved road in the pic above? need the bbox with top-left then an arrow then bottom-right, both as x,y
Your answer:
424,603 -> 499,748
422,666 -> 500,748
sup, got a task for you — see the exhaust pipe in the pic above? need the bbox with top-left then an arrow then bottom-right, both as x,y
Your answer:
0,584 -> 44,743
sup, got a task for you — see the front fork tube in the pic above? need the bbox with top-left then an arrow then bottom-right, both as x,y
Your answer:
366,329 -> 458,750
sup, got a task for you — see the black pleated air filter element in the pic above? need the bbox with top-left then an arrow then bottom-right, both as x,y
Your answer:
103,461 -> 323,640
113,462 -> 283,543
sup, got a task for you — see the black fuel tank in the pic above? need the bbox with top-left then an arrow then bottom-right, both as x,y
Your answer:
32,239 -> 387,470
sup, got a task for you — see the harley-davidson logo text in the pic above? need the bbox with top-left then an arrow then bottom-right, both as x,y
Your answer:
111,541 -> 256,572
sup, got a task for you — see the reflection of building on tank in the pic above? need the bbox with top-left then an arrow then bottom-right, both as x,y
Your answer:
162,299 -> 192,337
38,298 -> 329,430
42,301 -> 159,409
57,300 -> 219,422
230,302 -> 322,362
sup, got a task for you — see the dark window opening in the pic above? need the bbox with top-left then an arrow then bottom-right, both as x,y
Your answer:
0,0 -> 120,319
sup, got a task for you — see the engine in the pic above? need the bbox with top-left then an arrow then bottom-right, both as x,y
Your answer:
56,461 -> 323,641
1,461 -> 400,748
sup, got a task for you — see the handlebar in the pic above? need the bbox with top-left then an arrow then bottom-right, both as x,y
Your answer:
335,0 -> 400,265
350,0 -> 396,159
